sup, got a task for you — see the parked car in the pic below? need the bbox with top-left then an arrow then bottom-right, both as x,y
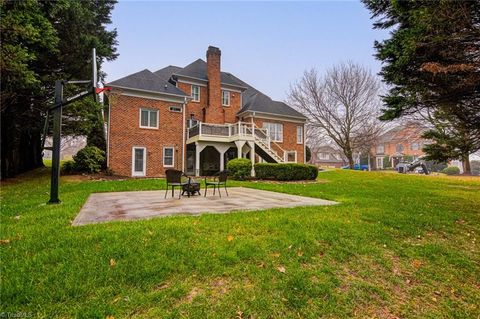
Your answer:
342,164 -> 369,171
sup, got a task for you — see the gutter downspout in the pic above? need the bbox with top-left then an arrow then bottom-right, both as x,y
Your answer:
182,97 -> 187,172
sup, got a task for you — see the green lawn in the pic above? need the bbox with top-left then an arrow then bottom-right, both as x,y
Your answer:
1,168 -> 479,318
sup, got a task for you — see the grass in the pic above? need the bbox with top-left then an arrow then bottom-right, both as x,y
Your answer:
1,167 -> 479,318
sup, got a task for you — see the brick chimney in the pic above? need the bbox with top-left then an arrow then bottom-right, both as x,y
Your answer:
206,46 -> 224,123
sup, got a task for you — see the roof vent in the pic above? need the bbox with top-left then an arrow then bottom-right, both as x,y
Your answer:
164,84 -> 168,89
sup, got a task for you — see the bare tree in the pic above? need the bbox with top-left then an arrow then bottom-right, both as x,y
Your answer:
289,62 -> 383,168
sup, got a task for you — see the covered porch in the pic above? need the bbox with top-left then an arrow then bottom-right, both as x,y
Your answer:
185,140 -> 256,177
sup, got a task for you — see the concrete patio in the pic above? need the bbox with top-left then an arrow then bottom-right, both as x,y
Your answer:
73,187 -> 338,226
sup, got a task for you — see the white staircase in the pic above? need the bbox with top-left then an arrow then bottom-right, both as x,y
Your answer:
252,125 -> 285,163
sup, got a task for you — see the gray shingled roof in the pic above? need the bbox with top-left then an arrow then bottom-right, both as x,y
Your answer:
173,59 -> 248,89
107,69 -> 188,97
153,65 -> 182,81
156,62 -> 306,119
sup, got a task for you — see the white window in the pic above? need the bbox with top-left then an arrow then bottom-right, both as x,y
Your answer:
169,106 -> 182,113
132,147 -> 146,176
140,108 -> 158,129
396,144 -> 404,153
318,152 -> 329,160
296,126 -> 303,144
191,85 -> 200,102
411,142 -> 419,151
285,151 -> 297,162
376,144 -> 384,154
376,157 -> 383,169
222,90 -> 230,106
263,122 -> 283,142
163,147 -> 174,167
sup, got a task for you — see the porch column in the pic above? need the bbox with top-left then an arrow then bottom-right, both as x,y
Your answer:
234,140 -> 246,159
212,144 -> 230,172
195,142 -> 207,176
247,141 -> 255,177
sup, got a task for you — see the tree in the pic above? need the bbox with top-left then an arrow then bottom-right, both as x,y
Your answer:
363,0 -> 480,174
288,62 -> 383,168
1,0 -> 117,178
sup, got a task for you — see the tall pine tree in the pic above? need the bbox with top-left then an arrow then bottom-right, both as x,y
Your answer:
1,0 -> 117,178
363,0 -> 480,173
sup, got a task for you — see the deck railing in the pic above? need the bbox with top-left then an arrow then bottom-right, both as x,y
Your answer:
187,121 -> 287,162
188,121 -> 255,139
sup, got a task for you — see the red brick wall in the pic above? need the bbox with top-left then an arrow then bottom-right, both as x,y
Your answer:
223,90 -> 242,123
177,82 -> 207,122
107,91 -> 184,177
249,117 -> 305,163
176,82 -> 241,124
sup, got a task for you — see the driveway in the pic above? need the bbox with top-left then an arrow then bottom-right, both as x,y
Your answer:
73,187 -> 337,226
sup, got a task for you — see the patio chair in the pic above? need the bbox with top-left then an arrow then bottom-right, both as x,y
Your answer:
164,169 -> 188,199
204,170 -> 229,198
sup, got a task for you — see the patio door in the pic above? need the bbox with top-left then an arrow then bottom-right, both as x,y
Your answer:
132,147 -> 146,176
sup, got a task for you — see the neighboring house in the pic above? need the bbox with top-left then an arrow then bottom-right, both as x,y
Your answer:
372,122 -> 429,169
309,145 -> 346,168
106,46 -> 307,177
43,136 -> 87,160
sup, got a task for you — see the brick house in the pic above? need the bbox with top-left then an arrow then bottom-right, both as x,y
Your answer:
309,145 -> 346,168
372,122 -> 429,169
106,46 -> 307,177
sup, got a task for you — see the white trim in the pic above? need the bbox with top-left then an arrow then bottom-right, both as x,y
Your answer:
174,74 -> 248,90
132,147 -> 146,177
169,105 -> 182,113
296,125 -> 303,144
163,146 -> 175,167
222,90 -> 230,106
238,110 -> 307,122
139,108 -> 159,129
177,79 -> 207,87
285,150 -> 297,163
191,85 -> 200,102
109,85 -> 189,100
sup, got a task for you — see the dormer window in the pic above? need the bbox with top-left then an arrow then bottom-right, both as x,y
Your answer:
191,85 -> 200,102
222,90 -> 230,106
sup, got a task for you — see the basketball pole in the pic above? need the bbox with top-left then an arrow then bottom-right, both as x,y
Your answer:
48,80 -> 63,204
46,48 -> 100,204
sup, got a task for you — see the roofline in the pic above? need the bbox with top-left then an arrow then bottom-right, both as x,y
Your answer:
108,84 -> 190,100
173,73 -> 249,90
237,110 -> 307,121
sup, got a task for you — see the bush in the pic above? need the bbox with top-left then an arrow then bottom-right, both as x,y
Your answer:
72,146 -> 105,173
441,166 -> 460,175
227,158 -> 252,180
61,160 -> 76,175
254,163 -> 318,181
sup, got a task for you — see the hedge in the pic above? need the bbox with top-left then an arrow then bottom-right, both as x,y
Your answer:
441,166 -> 460,175
254,163 -> 318,181
227,158 -> 252,180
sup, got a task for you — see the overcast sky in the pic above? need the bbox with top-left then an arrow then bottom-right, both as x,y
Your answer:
103,1 -> 390,101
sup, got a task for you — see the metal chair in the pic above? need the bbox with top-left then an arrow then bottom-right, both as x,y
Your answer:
204,170 -> 229,197
164,169 -> 188,199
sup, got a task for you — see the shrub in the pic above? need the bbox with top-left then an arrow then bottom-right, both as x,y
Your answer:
254,163 -> 318,181
61,160 -> 76,175
227,158 -> 252,180
72,146 -> 105,173
441,166 -> 460,175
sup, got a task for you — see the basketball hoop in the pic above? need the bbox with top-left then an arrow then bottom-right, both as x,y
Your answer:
42,47 -> 106,204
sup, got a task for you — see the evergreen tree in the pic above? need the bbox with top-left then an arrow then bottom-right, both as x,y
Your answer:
1,0 -> 117,178
363,0 -> 480,173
